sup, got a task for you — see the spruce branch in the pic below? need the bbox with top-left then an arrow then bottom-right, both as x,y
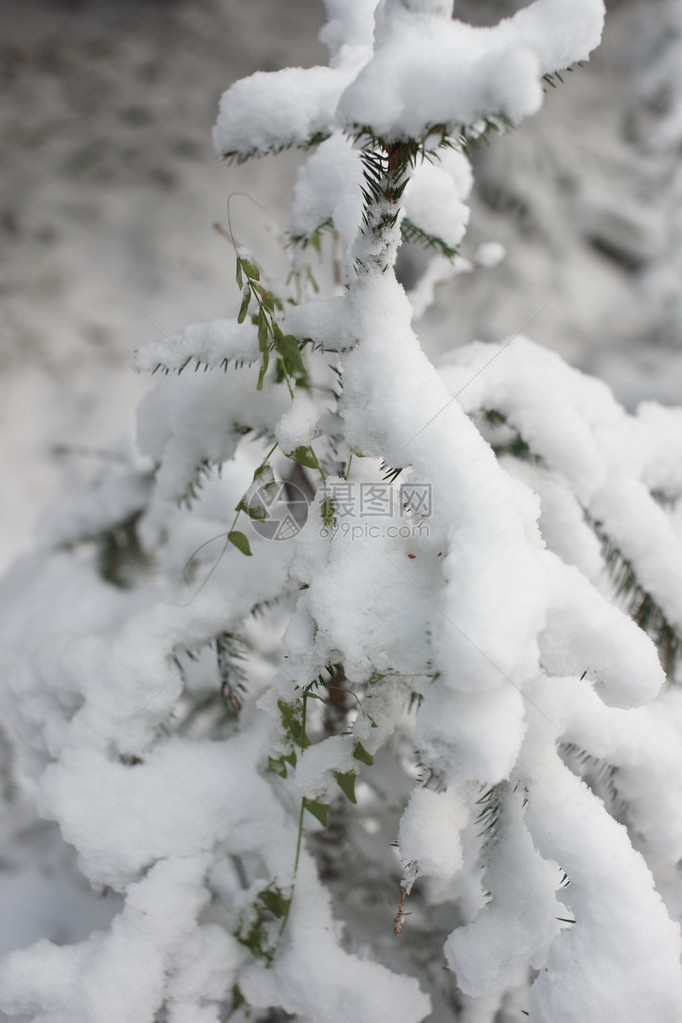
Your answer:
594,522 -> 681,679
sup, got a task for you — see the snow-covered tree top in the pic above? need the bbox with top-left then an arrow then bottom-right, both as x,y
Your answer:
214,0 -> 605,157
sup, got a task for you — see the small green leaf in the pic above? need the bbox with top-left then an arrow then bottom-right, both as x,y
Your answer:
236,261 -> 244,290
268,755 -> 287,778
353,742 -> 374,766
238,463 -> 277,521
335,771 -> 357,804
290,445 -> 319,470
242,259 -> 260,281
228,530 -> 252,556
257,346 -> 270,391
277,698 -> 308,749
303,798 -> 329,827
258,313 -> 269,352
278,334 -> 305,376
274,358 -> 286,385
258,887 -> 291,919
320,498 -> 336,529
237,287 -> 251,324
237,498 -> 267,521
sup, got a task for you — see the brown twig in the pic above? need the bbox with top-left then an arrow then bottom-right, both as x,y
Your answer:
394,884 -> 411,936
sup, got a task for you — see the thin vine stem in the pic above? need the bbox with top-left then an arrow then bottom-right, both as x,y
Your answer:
179,439 -> 280,597
279,686 -> 310,937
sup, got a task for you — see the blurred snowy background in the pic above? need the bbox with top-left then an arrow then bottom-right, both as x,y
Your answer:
0,0 -> 328,573
1,0 -> 682,984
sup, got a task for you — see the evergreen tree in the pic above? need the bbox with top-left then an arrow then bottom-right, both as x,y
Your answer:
2,2 -> 682,1021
